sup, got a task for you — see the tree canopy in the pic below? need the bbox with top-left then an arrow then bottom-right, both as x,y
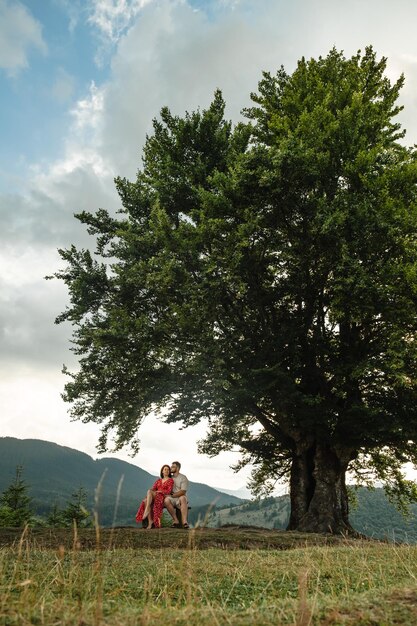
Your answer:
52,47 -> 417,533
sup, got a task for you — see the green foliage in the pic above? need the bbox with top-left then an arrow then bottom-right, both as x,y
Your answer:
0,466 -> 33,527
52,48 -> 417,512
45,488 -> 93,528
46,503 -> 66,527
61,487 -> 93,528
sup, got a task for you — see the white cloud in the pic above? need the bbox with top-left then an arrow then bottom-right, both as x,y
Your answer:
97,0 -> 289,179
0,0 -> 47,75
97,0 -> 417,181
70,81 -> 104,134
0,269 -> 70,369
0,160 -> 117,248
0,161 -> 119,373
0,78 -> 119,369
88,0 -> 154,42
53,0 -> 417,183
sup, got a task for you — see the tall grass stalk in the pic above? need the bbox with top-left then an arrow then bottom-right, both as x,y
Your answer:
108,475 -> 124,551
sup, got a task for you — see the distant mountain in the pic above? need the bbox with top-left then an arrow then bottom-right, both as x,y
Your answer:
206,489 -> 417,542
0,437 -> 243,525
5,438 -> 413,539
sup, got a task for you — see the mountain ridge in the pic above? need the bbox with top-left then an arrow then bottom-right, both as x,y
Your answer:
0,437 -> 243,525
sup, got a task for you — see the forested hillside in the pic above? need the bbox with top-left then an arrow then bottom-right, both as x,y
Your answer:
0,437 -> 242,525
350,488 -> 417,541
203,490 -> 417,542
2,438 -> 416,539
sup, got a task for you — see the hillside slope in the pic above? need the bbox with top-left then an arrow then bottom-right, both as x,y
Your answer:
207,489 -> 417,542
0,437 -> 243,524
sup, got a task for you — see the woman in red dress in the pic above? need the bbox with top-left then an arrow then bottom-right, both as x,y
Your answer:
135,464 -> 174,529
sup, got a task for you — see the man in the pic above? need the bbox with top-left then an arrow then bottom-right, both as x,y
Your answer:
164,461 -> 189,528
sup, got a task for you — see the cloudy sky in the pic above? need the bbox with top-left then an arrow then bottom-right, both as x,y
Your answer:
1,0 -> 417,495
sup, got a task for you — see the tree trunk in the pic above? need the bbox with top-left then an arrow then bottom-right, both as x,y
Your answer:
287,442 -> 355,534
287,444 -> 315,530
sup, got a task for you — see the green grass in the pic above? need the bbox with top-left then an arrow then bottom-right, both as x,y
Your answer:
1,528 -> 417,624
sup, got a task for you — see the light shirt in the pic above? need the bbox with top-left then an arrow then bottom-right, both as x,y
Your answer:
173,472 -> 189,495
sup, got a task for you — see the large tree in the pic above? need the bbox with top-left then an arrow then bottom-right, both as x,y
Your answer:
52,48 -> 417,533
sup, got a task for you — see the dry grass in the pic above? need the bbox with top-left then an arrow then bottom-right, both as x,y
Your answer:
0,525 -> 364,551
1,527 -> 417,625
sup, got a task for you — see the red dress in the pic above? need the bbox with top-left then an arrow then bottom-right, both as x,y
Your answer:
135,477 -> 174,528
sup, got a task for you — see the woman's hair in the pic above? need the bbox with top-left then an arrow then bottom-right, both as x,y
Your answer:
160,464 -> 172,478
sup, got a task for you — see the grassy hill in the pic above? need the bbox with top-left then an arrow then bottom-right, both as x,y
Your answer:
1,527 -> 417,625
0,437 -> 242,525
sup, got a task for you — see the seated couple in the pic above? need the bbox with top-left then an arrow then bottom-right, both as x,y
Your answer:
135,461 -> 189,529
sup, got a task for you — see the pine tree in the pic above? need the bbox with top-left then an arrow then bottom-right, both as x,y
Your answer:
62,487 -> 92,528
0,465 -> 33,527
46,503 -> 66,527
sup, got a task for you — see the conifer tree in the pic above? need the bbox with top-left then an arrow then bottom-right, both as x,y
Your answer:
62,487 -> 92,528
0,466 -> 33,527
46,503 -> 66,527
